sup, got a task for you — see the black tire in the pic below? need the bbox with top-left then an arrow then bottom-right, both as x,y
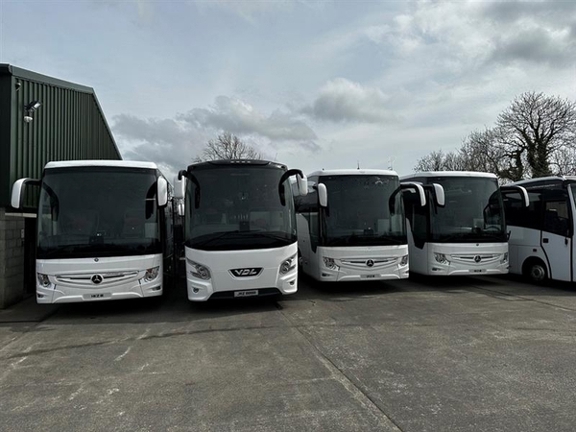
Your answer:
523,259 -> 548,284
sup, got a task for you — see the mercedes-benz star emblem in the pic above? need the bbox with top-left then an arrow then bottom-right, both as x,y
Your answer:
94,258 -> 99,262
366,259 -> 374,267
474,255 -> 482,263
91,274 -> 103,284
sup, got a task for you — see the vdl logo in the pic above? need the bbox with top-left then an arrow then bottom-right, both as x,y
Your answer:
230,268 -> 263,278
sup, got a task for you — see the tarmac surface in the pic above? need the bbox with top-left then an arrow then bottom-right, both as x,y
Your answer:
2,274 -> 576,431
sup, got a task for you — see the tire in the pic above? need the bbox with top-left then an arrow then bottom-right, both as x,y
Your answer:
524,259 -> 548,284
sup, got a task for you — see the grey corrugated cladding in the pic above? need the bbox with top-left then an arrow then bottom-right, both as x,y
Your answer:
0,64 -> 122,208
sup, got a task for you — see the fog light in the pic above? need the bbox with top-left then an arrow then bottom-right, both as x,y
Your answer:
280,254 -> 297,274
189,260 -> 211,280
501,252 -> 508,264
37,273 -> 52,288
434,253 -> 449,264
400,255 -> 409,266
144,267 -> 160,282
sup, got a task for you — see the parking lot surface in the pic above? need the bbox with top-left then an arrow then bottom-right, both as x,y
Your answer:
1,275 -> 576,432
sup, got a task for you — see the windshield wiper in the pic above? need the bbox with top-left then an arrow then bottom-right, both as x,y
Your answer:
190,231 -> 243,247
192,230 -> 293,247
374,234 -> 404,244
327,233 -> 404,245
40,245 -> 84,257
246,231 -> 293,242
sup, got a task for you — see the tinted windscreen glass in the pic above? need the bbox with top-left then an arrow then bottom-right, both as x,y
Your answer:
430,176 -> 505,242
37,168 -> 161,259
321,175 -> 406,246
184,166 -> 296,251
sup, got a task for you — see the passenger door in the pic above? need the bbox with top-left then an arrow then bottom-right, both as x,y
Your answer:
541,198 -> 571,282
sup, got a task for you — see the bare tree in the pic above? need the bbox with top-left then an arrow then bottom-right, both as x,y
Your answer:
414,150 -> 453,171
415,92 -> 576,180
496,92 -> 576,178
413,149 -> 467,172
549,146 -> 576,177
194,133 -> 262,162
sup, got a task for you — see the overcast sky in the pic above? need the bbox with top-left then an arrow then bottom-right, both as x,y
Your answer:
2,0 -> 575,179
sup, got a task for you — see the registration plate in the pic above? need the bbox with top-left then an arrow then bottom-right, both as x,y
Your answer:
234,290 -> 259,298
362,274 -> 377,279
470,269 -> 484,273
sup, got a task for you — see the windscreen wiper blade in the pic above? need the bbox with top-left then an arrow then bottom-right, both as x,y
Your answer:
190,231 -> 242,247
246,231 -> 292,242
375,234 -> 404,244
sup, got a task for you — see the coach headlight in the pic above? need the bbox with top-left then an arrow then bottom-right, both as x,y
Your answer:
143,266 -> 160,282
323,257 -> 340,270
37,273 -> 53,288
434,253 -> 449,264
280,254 -> 297,275
189,260 -> 211,280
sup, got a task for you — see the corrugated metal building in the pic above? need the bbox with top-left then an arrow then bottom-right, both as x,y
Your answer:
0,64 -> 121,308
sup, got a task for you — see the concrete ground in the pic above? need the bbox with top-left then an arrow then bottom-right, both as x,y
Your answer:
1,274 -> 576,432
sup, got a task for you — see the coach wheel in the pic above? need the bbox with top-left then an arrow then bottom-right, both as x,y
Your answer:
524,260 -> 548,283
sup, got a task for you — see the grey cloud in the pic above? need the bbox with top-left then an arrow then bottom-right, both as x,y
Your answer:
302,78 -> 400,124
476,1 -> 576,67
112,114 -> 206,179
491,27 -> 575,67
299,140 -> 322,153
181,96 -> 317,141
481,0 -> 576,25
113,115 -> 190,146
112,97 -> 320,176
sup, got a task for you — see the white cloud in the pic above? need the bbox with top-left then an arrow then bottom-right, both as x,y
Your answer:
302,78 -> 399,124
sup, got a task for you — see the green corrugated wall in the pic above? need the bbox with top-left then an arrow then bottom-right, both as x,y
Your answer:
0,64 -> 121,208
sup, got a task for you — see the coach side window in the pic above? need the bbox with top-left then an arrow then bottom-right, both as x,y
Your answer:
543,198 -> 570,237
504,190 -> 543,230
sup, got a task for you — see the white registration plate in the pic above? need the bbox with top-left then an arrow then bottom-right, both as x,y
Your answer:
470,269 -> 484,273
362,274 -> 377,279
234,290 -> 259,298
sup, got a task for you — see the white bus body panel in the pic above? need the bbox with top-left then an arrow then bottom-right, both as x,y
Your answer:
408,235 -> 508,276
36,254 -> 163,303
303,245 -> 409,282
508,226 -> 572,282
185,243 -> 298,301
297,214 -> 409,282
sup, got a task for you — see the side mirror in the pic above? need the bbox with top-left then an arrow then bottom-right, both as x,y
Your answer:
176,200 -> 185,217
279,169 -> 306,206
179,170 -> 201,209
173,175 -> 185,200
500,185 -> 529,208
11,178 -> 40,209
400,182 -> 426,207
157,177 -> 168,207
317,183 -> 328,208
432,183 -> 445,207
297,174 -> 308,196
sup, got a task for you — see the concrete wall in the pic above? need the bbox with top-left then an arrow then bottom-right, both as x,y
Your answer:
0,208 -> 26,308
